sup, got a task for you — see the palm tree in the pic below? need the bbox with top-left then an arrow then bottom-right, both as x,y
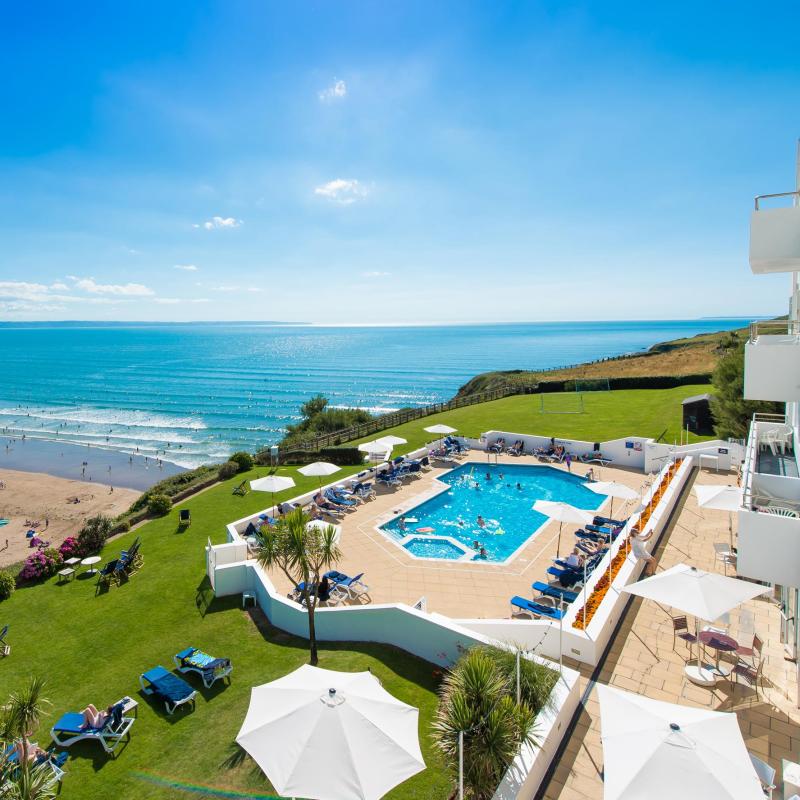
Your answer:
254,506 -> 340,665
1,677 -> 58,800
432,648 -> 540,800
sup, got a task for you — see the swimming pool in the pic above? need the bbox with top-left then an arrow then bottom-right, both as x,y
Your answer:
381,462 -> 607,563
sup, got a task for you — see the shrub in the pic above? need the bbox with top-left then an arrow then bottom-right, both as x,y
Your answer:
0,570 -> 15,600
147,493 -> 172,516
230,451 -> 254,472
77,515 -> 113,555
112,518 -> 131,534
218,461 -> 240,481
19,548 -> 63,583
58,536 -> 81,560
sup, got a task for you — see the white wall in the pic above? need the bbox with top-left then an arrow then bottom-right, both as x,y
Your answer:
738,507 -> 800,587
744,336 -> 800,401
482,430 -> 651,470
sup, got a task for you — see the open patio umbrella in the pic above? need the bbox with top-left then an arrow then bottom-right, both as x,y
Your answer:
375,435 -> 407,447
694,485 -> 743,548
250,475 -> 296,515
532,500 -> 594,558
424,424 -> 457,435
358,441 -> 393,473
585,480 -> 639,518
236,665 -> 425,800
597,684 -> 764,799
298,461 -> 341,488
622,563 -> 770,662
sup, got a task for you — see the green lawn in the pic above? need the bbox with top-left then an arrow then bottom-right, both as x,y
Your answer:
348,384 -> 714,453
0,473 -> 450,800
0,384 -> 711,798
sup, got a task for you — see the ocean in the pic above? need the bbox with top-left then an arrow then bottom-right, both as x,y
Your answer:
0,320 -> 745,470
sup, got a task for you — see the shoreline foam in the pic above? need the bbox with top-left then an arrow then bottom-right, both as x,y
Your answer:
1,436 -> 185,491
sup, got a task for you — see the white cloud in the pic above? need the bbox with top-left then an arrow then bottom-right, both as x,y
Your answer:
174,264 -> 198,271
314,178 -> 368,205
361,271 -> 391,278
198,216 -> 242,230
0,280 -> 128,305
154,297 -> 181,305
319,79 -> 347,102
210,284 -> 240,292
72,277 -> 154,296
50,282 -> 69,291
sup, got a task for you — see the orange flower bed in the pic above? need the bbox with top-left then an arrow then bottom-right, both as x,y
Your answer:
572,460 -> 682,631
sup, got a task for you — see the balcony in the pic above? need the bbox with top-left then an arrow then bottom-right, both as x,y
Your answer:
749,191 -> 800,274
744,320 -> 800,402
737,413 -> 800,587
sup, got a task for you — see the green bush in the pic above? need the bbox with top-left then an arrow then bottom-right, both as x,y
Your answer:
230,451 -> 254,472
273,446 -> 365,466
113,518 -> 131,534
147,493 -> 172,516
0,570 -> 15,600
77,515 -> 113,555
218,461 -> 240,480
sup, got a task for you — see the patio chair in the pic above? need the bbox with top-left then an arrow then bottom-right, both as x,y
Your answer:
671,616 -> 698,653
139,666 -> 197,714
96,558 -> 121,588
731,658 -> 766,699
545,566 -> 584,589
4,741 -> 69,782
0,625 -> 9,656
50,702 -> 135,755
325,570 -> 369,600
748,752 -> 776,798
510,596 -> 564,620
735,633 -> 763,666
173,647 -> 233,688
178,508 -> 191,527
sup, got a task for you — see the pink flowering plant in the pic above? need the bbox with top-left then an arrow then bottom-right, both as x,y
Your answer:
58,536 -> 81,560
19,548 -> 63,583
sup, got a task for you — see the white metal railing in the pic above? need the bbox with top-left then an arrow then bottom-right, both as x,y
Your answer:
749,319 -> 800,341
741,414 -> 800,513
754,190 -> 800,210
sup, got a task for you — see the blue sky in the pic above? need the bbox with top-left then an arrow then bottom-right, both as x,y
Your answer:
1,1 -> 799,323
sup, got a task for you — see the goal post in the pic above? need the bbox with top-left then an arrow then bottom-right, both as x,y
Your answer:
538,392 -> 586,414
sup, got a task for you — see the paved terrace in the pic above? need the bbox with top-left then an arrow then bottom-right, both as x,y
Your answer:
541,465 -> 800,800
261,453 -> 645,619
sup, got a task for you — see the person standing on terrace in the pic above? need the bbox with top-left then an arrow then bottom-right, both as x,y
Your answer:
629,527 -> 656,576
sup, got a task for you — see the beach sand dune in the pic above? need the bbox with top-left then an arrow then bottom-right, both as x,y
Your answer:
0,469 -> 140,569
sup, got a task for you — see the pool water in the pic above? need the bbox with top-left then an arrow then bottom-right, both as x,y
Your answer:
402,537 -> 467,560
382,463 -> 607,563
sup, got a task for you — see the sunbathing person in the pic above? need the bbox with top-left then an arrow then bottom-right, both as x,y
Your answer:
317,576 -> 332,602
564,549 -> 585,569
81,703 -> 113,729
13,740 -> 49,763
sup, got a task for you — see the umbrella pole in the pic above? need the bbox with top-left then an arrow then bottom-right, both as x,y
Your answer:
583,561 -> 587,629
557,522 -> 563,558
458,730 -> 464,800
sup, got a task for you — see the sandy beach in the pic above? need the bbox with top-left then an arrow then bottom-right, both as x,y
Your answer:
0,468 -> 140,568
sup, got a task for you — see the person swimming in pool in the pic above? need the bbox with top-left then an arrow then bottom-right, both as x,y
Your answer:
516,482 -> 523,490
477,515 -> 486,528
398,516 -> 407,531
485,472 -> 492,481
479,546 -> 488,558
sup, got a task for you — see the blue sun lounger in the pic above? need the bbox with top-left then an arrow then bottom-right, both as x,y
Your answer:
4,742 -> 68,782
173,647 -> 233,688
510,596 -> 564,620
139,666 -> 197,714
50,702 -> 135,755
531,581 -> 579,604
0,624 -> 9,656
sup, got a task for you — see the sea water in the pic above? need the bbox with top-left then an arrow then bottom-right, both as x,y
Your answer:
0,319 -> 745,468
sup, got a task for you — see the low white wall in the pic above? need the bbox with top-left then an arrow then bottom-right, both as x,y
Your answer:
646,440 -> 743,473
493,668 -> 581,800
482,430 -> 651,470
752,471 -> 800,502
738,507 -> 800,587
210,528 -> 583,800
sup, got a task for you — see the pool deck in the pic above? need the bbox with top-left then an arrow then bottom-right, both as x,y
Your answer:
262,453 -> 645,619
540,465 -> 800,799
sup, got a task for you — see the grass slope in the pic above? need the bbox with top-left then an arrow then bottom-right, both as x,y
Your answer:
0,474 -> 449,800
349,384 -> 714,452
